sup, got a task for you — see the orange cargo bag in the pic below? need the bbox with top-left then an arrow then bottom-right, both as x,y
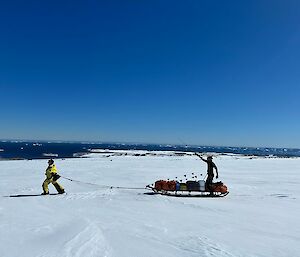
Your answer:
154,180 -> 165,190
167,181 -> 176,191
211,182 -> 228,193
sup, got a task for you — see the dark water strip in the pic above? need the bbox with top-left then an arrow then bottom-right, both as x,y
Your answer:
0,141 -> 300,160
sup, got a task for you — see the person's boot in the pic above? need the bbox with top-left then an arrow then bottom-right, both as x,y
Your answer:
58,189 -> 65,194
41,192 -> 49,195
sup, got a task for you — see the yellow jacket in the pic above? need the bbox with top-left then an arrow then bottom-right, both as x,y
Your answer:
45,164 -> 58,179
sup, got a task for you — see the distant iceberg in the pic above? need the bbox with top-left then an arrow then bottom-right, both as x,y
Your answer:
42,153 -> 59,157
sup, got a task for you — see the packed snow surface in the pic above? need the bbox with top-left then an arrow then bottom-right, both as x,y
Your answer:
0,151 -> 299,257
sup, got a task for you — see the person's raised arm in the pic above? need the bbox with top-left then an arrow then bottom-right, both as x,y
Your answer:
194,153 -> 207,162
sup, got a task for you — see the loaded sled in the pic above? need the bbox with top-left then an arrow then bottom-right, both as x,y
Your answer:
146,179 -> 229,197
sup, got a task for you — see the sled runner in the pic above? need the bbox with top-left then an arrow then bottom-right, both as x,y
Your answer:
146,188 -> 229,197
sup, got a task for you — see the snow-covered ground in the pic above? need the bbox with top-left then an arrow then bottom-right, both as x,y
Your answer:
0,151 -> 299,257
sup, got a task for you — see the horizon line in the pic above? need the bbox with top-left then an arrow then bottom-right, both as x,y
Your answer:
1,138 -> 299,150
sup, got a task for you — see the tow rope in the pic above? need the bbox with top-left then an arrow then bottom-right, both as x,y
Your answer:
61,176 -> 149,190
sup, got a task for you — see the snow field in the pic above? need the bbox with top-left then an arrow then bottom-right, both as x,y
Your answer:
0,152 -> 299,257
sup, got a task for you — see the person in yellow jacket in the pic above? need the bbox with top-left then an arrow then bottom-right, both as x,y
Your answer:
42,159 -> 65,195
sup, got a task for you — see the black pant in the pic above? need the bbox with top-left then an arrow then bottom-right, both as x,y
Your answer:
205,176 -> 213,192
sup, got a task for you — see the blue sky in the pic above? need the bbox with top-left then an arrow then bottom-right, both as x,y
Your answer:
1,1 -> 300,147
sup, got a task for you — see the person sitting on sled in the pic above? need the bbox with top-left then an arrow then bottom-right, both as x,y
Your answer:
195,153 -> 219,191
42,159 -> 65,195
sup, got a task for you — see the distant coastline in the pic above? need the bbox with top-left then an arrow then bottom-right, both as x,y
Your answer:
0,140 -> 300,161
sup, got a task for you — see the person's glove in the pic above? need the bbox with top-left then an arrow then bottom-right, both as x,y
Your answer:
52,173 -> 61,181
